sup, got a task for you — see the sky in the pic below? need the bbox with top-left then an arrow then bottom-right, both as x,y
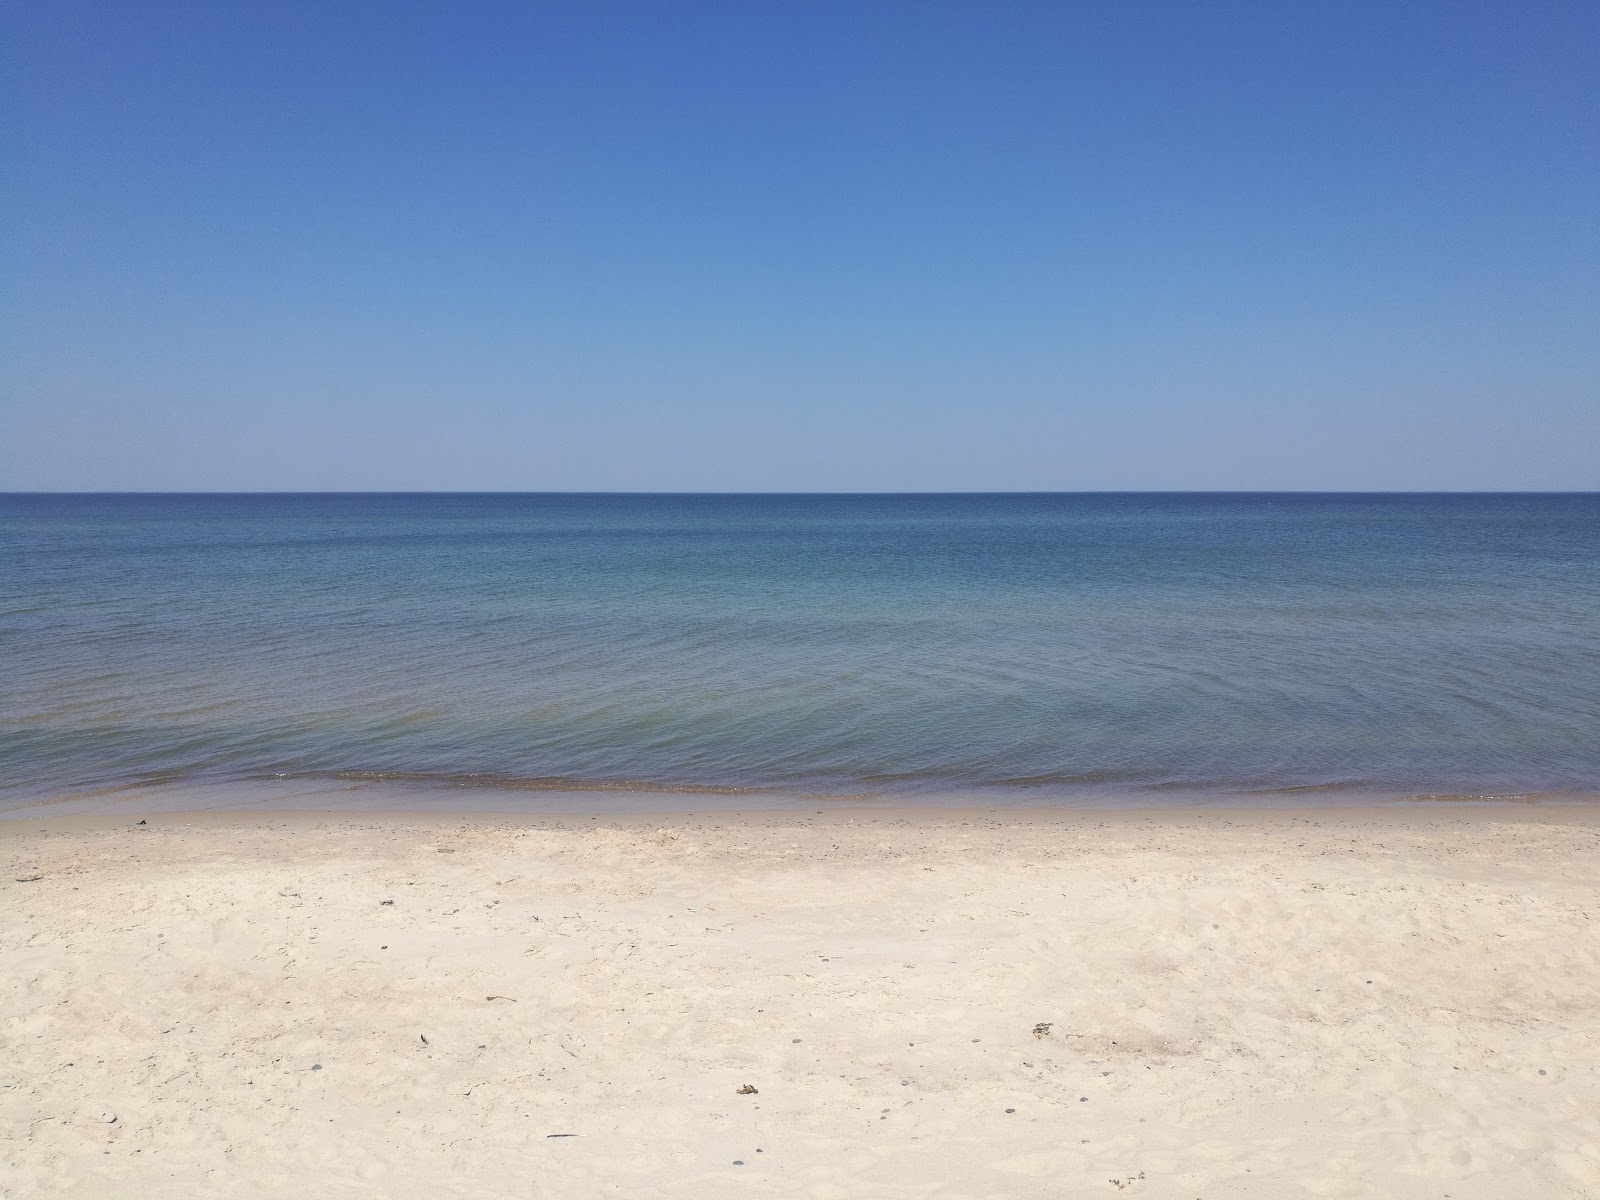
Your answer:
3,1 -> 1597,491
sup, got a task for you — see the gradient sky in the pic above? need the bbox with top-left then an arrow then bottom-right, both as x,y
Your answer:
3,1 -> 1597,491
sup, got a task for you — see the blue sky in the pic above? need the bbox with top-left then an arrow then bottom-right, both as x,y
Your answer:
3,1 -> 1596,490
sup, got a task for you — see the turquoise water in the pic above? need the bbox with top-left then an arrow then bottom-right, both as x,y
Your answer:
3,493 -> 1598,811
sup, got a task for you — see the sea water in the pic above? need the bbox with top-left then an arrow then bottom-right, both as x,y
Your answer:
3,493 -> 1597,812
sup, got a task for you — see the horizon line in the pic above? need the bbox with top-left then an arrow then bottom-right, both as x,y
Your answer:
4,489 -> 1597,498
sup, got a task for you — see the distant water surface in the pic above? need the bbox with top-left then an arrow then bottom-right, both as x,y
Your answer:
3,493 -> 1598,813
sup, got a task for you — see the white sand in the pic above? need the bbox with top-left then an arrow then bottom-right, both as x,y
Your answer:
4,806 -> 1599,1198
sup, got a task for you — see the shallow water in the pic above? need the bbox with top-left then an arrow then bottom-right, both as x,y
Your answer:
4,493 -> 1598,811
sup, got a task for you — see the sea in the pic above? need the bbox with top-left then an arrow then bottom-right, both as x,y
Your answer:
3,493 -> 1598,815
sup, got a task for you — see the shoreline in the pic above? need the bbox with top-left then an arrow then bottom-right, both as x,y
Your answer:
6,805 -> 1599,1197
9,796 -> 1600,837
4,773 -> 1598,823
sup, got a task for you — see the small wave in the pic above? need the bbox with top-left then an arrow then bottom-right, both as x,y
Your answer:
858,769 -> 1151,788
1395,790 -> 1549,804
1235,780 -> 1380,796
275,770 -> 766,796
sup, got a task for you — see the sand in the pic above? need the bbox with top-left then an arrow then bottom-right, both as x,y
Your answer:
3,804 -> 1599,1198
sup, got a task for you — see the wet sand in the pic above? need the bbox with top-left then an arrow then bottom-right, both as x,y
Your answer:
4,805 -> 1599,1198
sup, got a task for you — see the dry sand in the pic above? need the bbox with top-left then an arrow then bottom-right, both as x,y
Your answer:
3,805 -> 1599,1198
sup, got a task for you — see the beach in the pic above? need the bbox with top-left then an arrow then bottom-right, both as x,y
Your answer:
4,804 -> 1598,1198
11,0 -> 1600,1193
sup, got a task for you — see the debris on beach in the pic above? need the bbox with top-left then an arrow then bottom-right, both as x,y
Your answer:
737,1084 -> 759,1095
1032,1022 -> 1052,1037
486,994 -> 517,1002
380,899 -> 394,905
15,874 -> 44,883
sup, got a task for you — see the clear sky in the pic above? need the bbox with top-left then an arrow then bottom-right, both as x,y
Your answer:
3,1 -> 1596,491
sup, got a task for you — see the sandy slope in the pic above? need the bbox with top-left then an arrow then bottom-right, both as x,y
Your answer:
3,806 -> 1599,1198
